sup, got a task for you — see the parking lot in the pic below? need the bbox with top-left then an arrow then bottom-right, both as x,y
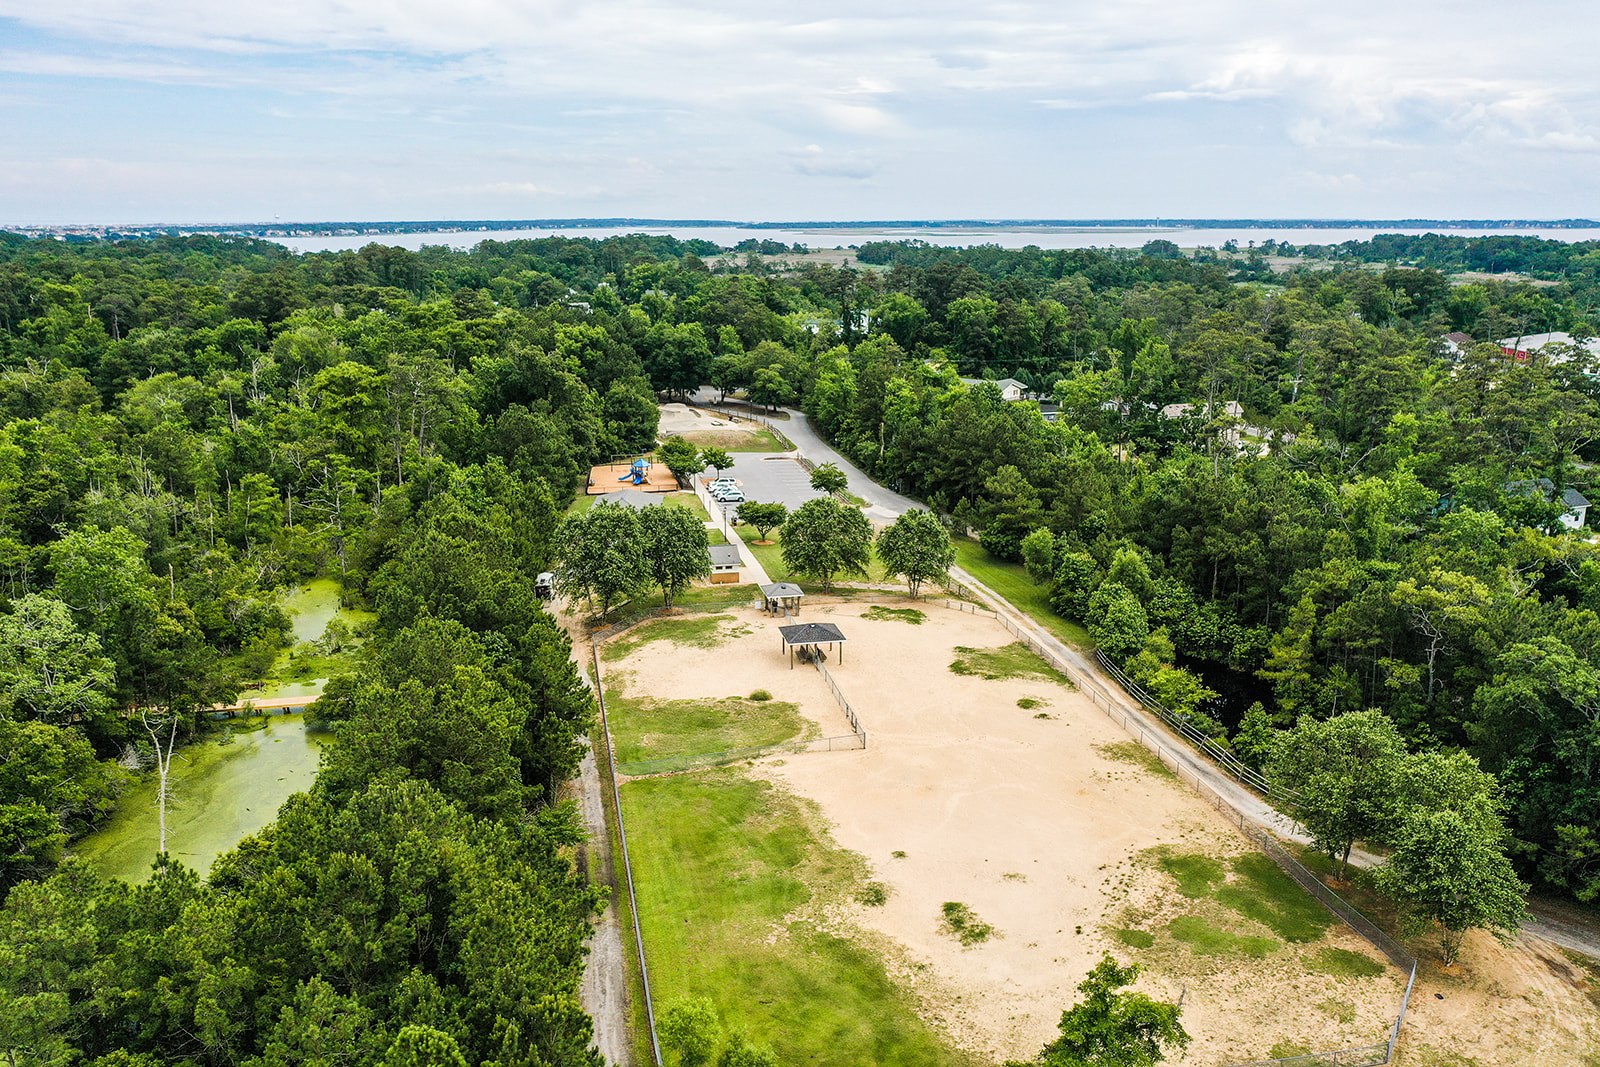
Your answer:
707,454 -> 827,515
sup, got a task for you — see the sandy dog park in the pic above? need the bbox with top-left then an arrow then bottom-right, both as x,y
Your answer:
599,599 -> 1600,1066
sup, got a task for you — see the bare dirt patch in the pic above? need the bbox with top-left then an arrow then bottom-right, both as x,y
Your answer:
656,403 -> 771,450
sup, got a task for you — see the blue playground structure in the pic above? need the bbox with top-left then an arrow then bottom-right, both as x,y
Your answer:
619,458 -> 650,485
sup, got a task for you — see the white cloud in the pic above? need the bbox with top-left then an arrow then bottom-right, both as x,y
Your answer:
3,0 -> 1600,219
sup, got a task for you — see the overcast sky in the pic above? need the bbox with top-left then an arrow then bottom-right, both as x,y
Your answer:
4,1 -> 1599,225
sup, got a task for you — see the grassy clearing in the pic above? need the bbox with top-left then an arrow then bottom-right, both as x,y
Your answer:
606,693 -> 814,765
671,427 -> 786,452
1306,947 -> 1388,980
1093,740 -> 1179,781
675,585 -> 756,607
1146,848 -> 1333,943
623,770 -> 981,1067
738,524 -> 790,580
951,538 -> 1094,649
948,642 -> 1071,683
940,901 -> 999,946
665,491 -> 712,521
602,614 -> 746,661
1214,853 -> 1333,942
737,524 -> 892,585
1168,915 -> 1278,958
861,605 -> 926,625
1153,850 -> 1227,898
1114,928 -> 1156,949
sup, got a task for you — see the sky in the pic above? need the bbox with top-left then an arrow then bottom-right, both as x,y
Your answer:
3,1 -> 1600,225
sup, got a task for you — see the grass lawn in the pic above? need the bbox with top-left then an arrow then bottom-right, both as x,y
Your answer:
622,769 -> 983,1067
605,692 -> 814,766
567,491 -> 706,519
738,524 -> 892,586
737,524 -> 791,580
675,584 -> 757,607
951,538 -> 1094,649
671,427 -> 788,452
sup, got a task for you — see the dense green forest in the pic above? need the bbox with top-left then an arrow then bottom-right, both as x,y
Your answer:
0,226 -> 1598,1063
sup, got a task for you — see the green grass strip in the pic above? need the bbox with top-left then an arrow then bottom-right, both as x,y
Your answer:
1168,915 -> 1278,958
602,614 -> 743,661
948,643 -> 1072,684
607,694 -> 814,766
951,538 -> 1094,649
623,770 -> 982,1067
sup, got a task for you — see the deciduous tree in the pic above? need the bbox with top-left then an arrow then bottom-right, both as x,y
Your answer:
876,509 -> 954,597
780,497 -> 871,593
1007,952 -> 1189,1067
736,501 -> 787,542
639,503 -> 711,608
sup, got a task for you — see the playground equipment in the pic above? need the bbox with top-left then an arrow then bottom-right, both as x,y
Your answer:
618,458 -> 650,485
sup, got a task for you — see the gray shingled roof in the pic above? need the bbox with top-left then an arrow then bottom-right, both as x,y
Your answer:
595,489 -> 663,509
779,622 -> 846,646
760,582 -> 804,599
708,544 -> 743,566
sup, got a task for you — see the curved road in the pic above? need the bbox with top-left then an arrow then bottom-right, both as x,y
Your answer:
733,399 -> 1600,962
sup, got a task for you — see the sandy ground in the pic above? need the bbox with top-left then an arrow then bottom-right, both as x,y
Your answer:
606,604 -> 1391,1064
657,402 -> 766,440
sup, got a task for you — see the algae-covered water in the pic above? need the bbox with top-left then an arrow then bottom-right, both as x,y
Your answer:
74,715 -> 326,883
281,577 -> 375,646
76,581 -> 372,884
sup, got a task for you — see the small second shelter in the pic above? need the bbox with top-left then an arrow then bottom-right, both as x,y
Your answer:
778,621 -> 846,668
760,582 -> 805,615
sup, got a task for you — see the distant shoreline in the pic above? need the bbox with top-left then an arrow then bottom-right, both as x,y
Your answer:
9,217 -> 1600,240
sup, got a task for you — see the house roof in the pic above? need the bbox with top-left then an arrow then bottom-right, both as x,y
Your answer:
1507,478 -> 1592,510
1495,332 -> 1600,360
778,622 -> 846,646
595,489 -> 662,510
1443,331 -> 1475,346
960,377 -> 1028,394
708,544 -> 743,566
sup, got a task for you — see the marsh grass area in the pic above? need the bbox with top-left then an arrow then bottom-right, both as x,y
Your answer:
248,579 -> 375,699
948,642 -> 1071,685
623,769 -> 983,1067
951,539 -> 1093,649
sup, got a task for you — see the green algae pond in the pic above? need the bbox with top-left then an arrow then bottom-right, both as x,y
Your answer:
75,581 -> 372,884
74,714 -> 327,883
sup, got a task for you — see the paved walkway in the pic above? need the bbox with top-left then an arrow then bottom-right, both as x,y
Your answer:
725,399 -> 1600,961
690,475 -> 773,587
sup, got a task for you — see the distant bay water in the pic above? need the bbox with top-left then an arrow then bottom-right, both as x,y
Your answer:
269,223 -> 1600,255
